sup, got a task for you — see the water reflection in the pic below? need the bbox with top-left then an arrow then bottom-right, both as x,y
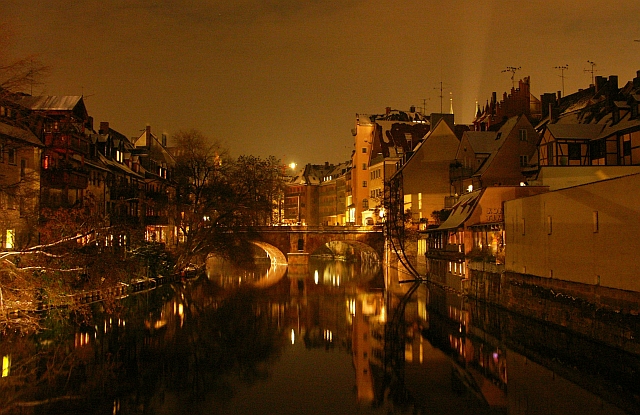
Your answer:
0,257 -> 638,414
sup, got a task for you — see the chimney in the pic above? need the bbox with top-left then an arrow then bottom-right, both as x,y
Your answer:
609,75 -> 619,92
385,107 -> 391,116
161,133 -> 167,147
99,121 -> 109,134
557,90 -> 562,100
410,105 -> 416,112
595,76 -> 606,93
634,70 -> 640,88
146,125 -> 151,135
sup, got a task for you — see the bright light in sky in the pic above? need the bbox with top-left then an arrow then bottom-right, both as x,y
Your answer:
289,162 -> 297,170
5,1 -> 640,164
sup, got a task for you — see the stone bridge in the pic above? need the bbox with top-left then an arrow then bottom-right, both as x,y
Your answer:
244,225 -> 385,265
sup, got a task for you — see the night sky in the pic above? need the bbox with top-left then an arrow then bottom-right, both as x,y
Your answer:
3,0 -> 640,165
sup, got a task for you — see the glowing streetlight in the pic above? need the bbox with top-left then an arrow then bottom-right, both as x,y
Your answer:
289,162 -> 296,170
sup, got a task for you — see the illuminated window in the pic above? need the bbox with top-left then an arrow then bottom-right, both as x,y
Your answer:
5,229 -> 15,249
2,355 -> 9,377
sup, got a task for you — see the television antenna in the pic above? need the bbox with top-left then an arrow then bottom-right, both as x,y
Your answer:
502,66 -> 521,89
554,65 -> 569,96
585,60 -> 597,86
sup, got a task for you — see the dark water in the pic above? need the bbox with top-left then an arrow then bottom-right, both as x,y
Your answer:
0,257 -> 638,414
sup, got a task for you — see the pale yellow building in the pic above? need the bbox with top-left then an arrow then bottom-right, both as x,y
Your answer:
504,173 -> 640,291
398,117 -> 461,225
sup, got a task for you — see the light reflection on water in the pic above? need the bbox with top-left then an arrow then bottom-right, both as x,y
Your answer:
0,257 -> 637,414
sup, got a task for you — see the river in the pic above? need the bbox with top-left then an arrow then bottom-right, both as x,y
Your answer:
0,255 -> 638,414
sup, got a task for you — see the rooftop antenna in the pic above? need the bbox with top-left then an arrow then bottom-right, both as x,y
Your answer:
554,64 -> 569,96
502,66 -> 521,89
419,97 -> 430,114
585,60 -> 597,86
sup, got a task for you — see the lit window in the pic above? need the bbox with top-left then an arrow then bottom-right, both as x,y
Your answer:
5,229 -> 15,249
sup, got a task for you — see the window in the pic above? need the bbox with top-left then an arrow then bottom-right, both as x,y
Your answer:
20,160 -> 26,178
362,163 -> 367,170
362,181 -> 367,187
590,140 -> 606,162
623,138 -> 632,157
362,147 -> 367,153
7,148 -> 15,165
519,155 -> 528,167
362,199 -> 368,210
568,143 -> 581,160
519,129 -> 528,141
547,215 -> 552,235
593,211 -> 599,233
5,229 -> 15,249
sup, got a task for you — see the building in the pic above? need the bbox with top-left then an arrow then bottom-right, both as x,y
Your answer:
131,125 -> 176,245
423,186 -> 548,292
284,163 -> 336,226
453,115 -> 540,195
0,116 -> 42,249
504,173 -> 640,292
395,115 -> 463,225
318,162 -> 349,226
350,108 -> 429,225
12,95 -> 94,210
538,73 -> 640,168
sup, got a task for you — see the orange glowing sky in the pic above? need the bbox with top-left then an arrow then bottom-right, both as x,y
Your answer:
3,0 -> 640,165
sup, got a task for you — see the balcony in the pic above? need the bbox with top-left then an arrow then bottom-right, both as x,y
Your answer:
42,168 -> 88,189
44,133 -> 90,155
449,164 -> 474,180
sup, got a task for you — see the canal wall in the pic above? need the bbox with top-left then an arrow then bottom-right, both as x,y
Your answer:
467,267 -> 640,356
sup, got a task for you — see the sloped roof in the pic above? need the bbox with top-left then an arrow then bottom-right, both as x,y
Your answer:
13,95 -> 84,111
474,116 -> 520,176
0,121 -> 42,147
597,114 -> 640,140
464,131 -> 499,154
435,190 -> 483,230
546,123 -> 603,140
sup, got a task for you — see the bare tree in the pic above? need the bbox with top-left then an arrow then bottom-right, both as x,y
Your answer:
0,26 -> 49,99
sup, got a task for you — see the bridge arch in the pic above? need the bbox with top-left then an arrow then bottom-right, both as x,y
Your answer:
249,226 -> 384,262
